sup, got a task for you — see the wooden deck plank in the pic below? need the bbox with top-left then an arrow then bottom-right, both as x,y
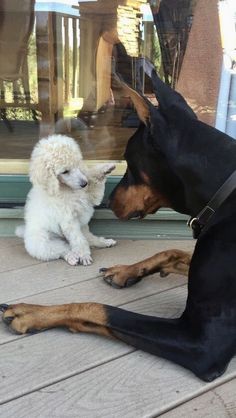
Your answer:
1,238 -> 234,417
123,285 -> 187,318
0,241 -> 42,273
0,330 -> 133,405
0,277 -> 187,345
159,378 -> 236,417
0,238 -> 191,345
0,239 -> 192,300
0,286 -> 235,409
0,238 -> 194,273
0,349 -> 235,417
0,237 -> 22,250
0,286 -> 187,403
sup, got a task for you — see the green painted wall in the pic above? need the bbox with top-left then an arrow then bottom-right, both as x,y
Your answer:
0,175 -> 192,239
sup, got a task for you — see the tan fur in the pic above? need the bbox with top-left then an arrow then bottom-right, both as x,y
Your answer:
2,303 -> 111,337
110,184 -> 169,219
102,249 -> 192,288
120,82 -> 150,124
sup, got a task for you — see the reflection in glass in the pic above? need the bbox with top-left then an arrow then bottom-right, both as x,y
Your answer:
0,0 -> 235,166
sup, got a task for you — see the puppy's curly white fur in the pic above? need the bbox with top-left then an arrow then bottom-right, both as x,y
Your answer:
16,135 -> 116,265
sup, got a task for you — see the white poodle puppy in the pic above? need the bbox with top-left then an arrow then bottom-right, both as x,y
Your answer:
16,134 -> 116,265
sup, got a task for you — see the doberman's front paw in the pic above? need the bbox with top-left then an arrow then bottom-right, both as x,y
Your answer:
99,265 -> 142,289
0,303 -> 47,334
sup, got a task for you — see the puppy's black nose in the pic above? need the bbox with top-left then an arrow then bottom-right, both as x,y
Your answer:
80,180 -> 88,188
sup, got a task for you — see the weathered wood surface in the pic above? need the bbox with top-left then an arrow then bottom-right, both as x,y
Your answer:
0,238 -> 235,417
159,378 -> 236,418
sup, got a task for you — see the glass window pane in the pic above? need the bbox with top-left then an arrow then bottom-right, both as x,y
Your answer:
0,0 -> 235,173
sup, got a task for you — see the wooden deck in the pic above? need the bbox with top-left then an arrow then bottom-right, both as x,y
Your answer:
0,238 -> 235,417
0,111 -> 135,160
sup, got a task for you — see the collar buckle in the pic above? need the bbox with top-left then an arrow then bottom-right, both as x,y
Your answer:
187,169 -> 236,239
187,217 -> 202,239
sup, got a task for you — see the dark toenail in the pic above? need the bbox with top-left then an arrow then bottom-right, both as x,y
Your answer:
103,276 -> 123,289
103,276 -> 112,284
125,277 -> 142,287
3,316 -> 14,325
99,268 -> 107,273
0,304 -> 9,312
28,328 -> 39,334
110,281 -> 123,289
160,271 -> 169,277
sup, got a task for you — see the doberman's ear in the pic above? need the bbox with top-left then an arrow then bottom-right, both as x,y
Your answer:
111,73 -> 150,124
121,82 -> 150,125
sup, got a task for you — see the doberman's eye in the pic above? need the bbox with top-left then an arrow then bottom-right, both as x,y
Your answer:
62,170 -> 69,175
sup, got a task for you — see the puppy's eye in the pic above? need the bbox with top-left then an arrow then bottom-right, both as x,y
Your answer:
62,170 -> 69,175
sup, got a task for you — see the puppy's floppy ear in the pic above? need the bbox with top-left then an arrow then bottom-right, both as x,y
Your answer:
29,147 -> 60,196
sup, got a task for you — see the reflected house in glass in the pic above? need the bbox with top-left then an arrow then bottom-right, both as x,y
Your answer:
78,0 -> 235,134
78,1 -> 152,116
0,0 -> 235,166
0,0 -> 36,131
176,0 -> 223,127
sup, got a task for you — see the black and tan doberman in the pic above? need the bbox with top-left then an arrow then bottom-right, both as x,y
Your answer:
1,64 -> 236,382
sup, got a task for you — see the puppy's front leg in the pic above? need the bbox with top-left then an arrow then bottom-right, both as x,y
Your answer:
61,221 -> 92,266
87,163 -> 116,206
88,163 -> 116,183
82,225 -> 116,248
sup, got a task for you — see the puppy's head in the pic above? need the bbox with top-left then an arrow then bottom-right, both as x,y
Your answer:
30,134 -> 88,195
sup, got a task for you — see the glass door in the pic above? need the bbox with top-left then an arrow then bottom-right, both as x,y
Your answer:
0,0 -> 235,176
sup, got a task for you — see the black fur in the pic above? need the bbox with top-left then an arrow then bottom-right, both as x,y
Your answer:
107,68 -> 236,381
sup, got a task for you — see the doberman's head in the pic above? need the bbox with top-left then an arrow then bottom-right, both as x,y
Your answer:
109,66 -> 236,221
109,72 -> 189,220
109,121 -> 187,220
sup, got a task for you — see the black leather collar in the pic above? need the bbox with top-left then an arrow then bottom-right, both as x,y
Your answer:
188,170 -> 236,239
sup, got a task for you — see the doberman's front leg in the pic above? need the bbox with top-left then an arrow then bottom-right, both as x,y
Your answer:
100,249 -> 192,288
0,302 -> 229,381
0,303 -> 111,336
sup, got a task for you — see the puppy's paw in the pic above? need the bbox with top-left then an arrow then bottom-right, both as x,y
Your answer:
64,251 -> 80,266
103,238 -> 117,247
93,237 -> 117,248
78,254 -> 93,266
102,163 -> 116,176
95,163 -> 116,181
64,251 -> 93,266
